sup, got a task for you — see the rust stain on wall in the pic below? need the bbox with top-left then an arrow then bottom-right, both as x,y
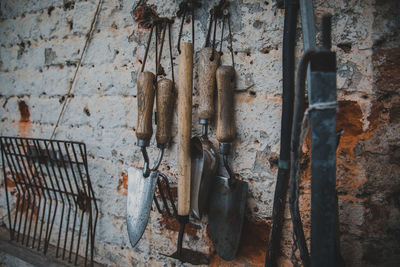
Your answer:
210,218 -> 270,267
17,100 -> 31,136
2,171 -> 16,189
117,172 -> 128,195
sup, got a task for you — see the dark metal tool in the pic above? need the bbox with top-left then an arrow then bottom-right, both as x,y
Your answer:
289,14 -> 340,267
205,5 -> 247,261
208,65 -> 248,261
265,0 -> 299,266
0,137 -> 98,267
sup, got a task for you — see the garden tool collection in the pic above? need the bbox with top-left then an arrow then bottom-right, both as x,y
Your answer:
127,17 -> 177,247
129,0 -> 245,264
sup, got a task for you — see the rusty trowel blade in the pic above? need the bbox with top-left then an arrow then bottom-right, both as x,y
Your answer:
208,176 -> 248,261
127,167 -> 158,247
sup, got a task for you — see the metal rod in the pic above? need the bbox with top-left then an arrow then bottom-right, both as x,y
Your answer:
168,23 -> 175,87
159,173 -> 177,215
157,177 -> 171,216
141,25 -> 154,73
151,148 -> 164,171
177,221 -> 186,258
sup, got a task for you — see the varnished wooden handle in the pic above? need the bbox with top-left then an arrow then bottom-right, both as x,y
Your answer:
198,47 -> 220,120
216,66 -> 236,143
156,78 -> 174,145
136,71 -> 155,144
177,42 -> 193,216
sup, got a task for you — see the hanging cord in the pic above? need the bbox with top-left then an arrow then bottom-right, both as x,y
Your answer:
217,8 -> 235,68
141,25 -> 154,72
227,12 -> 235,68
177,9 -> 186,54
176,0 -> 201,53
218,15 -> 225,55
155,24 -> 159,83
210,10 -> 218,61
50,0 -> 103,140
168,23 -> 175,87
205,10 -> 214,48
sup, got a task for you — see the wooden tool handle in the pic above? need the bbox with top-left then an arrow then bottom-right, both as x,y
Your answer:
136,71 -> 155,144
216,66 -> 236,143
198,47 -> 220,120
177,42 -> 193,216
156,78 -> 174,145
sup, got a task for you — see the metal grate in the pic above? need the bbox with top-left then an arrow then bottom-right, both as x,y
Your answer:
0,136 -> 98,266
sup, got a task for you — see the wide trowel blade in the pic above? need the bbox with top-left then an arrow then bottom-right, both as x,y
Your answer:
208,176 -> 248,261
127,167 -> 158,247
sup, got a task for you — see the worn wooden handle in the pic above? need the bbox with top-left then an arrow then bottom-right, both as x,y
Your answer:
177,42 -> 193,216
198,47 -> 220,121
136,71 -> 155,144
216,66 -> 236,143
156,78 -> 174,145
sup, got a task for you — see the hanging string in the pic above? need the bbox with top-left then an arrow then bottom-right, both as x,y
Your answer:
168,22 -> 175,88
219,15 -> 225,56
227,12 -> 235,68
141,25 -> 154,72
177,10 -> 186,54
50,0 -> 104,140
210,11 -> 218,61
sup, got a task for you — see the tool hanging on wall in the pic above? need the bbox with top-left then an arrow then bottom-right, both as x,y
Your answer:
207,3 -> 249,261
163,1 -> 209,265
127,16 -> 177,247
190,1 -> 225,221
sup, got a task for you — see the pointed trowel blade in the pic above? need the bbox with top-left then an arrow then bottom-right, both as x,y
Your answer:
208,176 -> 248,260
127,167 -> 158,247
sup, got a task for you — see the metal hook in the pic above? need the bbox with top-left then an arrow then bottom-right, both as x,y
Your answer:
151,147 -> 164,171
140,146 -> 151,177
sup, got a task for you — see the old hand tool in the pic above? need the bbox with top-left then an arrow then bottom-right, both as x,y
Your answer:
206,6 -> 248,261
208,65 -> 248,261
127,19 -> 177,247
168,42 -> 209,265
190,4 -> 221,219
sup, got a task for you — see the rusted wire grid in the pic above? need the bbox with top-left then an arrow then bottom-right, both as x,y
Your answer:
0,137 -> 99,267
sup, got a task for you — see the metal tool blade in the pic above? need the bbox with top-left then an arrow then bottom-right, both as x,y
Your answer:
190,137 -> 218,219
208,175 -> 248,261
127,167 -> 158,247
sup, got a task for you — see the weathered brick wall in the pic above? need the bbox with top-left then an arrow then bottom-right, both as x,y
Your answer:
0,0 -> 398,266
